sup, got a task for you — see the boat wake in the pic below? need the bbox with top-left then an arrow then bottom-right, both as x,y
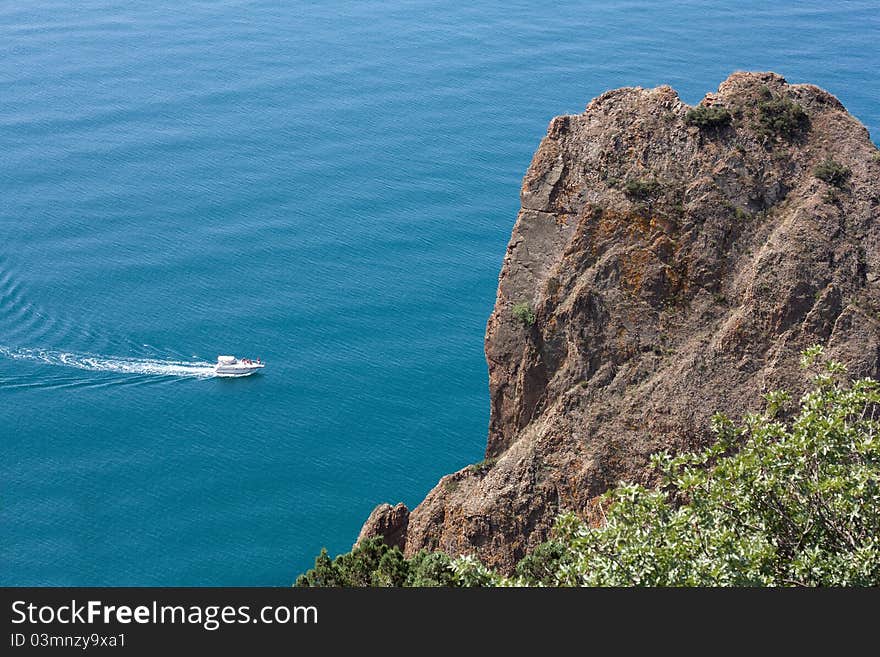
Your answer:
0,346 -> 216,379
0,256 -> 221,383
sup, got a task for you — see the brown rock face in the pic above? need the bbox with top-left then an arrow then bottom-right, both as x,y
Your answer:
382,72 -> 880,573
356,503 -> 409,550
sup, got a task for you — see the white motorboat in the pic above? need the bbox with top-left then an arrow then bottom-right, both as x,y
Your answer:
214,355 -> 265,377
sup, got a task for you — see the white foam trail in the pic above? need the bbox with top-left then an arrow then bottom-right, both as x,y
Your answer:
0,346 -> 216,378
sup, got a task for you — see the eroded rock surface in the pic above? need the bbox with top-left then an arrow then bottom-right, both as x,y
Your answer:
374,72 -> 880,573
356,502 -> 409,550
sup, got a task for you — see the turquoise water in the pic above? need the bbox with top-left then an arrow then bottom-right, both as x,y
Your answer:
2,1 -> 878,585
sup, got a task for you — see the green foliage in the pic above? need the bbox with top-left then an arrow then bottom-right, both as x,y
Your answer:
799,343 -> 825,368
684,105 -> 732,129
762,389 -> 791,418
450,555 -> 503,587
467,457 -> 498,474
295,540 -> 497,588
295,538 -> 401,587
513,350 -> 880,586
872,151 -> 880,163
373,548 -> 410,587
405,551 -> 457,586
757,94 -> 810,140
511,301 -> 536,327
813,158 -> 851,188
295,548 -> 342,587
623,178 -> 662,200
514,541 -> 569,586
733,206 -> 751,222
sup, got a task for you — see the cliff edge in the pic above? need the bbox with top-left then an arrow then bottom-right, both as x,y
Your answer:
361,72 -> 880,573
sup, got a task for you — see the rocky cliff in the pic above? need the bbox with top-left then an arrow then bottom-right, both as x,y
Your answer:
360,72 -> 880,573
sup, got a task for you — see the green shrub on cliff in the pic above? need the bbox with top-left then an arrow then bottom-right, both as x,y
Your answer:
513,541 -> 570,586
295,539 -> 498,587
405,551 -> 458,586
511,301 -> 536,327
757,93 -> 810,140
813,158 -> 851,188
684,105 -> 732,129
623,178 -> 662,200
294,538 -> 393,587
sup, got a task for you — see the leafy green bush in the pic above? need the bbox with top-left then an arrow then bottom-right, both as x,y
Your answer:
405,551 -> 457,587
513,541 -> 569,586
813,158 -> 851,188
623,178 -> 662,200
684,105 -> 732,129
295,538 -> 395,587
511,301 -> 536,327
757,94 -> 810,140
518,348 -> 880,586
295,539 -> 495,587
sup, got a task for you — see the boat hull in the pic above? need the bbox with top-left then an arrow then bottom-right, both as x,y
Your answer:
214,364 -> 264,377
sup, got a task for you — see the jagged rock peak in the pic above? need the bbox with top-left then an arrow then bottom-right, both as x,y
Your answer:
355,502 -> 409,551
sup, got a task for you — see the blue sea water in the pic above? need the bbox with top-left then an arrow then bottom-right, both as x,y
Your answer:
1,1 -> 877,585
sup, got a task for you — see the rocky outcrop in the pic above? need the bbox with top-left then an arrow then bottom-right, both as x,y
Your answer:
373,72 -> 880,573
356,502 -> 409,550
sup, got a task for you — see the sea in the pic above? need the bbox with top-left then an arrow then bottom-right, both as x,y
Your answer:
2,1 -> 878,585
